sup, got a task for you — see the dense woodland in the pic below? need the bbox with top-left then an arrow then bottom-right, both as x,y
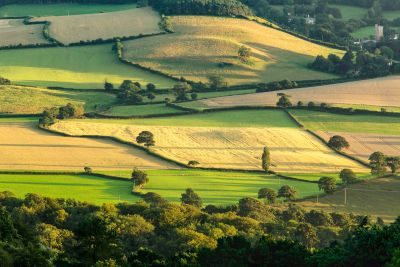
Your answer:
0,191 -> 399,266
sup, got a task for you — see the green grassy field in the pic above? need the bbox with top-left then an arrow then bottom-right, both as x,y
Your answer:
83,109 -> 298,127
100,169 -> 319,205
351,26 -> 375,39
331,4 -> 367,20
0,45 -> 175,89
290,110 -> 400,135
0,117 -> 37,122
102,103 -> 186,117
0,173 -> 140,205
0,85 -> 116,114
0,3 -> 137,17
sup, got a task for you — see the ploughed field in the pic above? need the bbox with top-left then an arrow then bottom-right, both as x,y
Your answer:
122,16 -> 342,85
0,120 -> 177,171
48,110 -> 368,173
0,19 -> 49,46
30,7 -> 162,45
198,76 -> 400,108
0,44 -> 175,89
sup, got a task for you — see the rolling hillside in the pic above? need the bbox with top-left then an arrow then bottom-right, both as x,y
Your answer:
122,16 -> 343,85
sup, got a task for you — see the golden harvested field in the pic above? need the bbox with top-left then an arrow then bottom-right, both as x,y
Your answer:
0,122 -> 177,171
30,7 -> 161,45
0,19 -> 49,46
50,120 -> 368,173
300,177 -> 400,221
199,76 -> 400,108
317,131 -> 400,162
122,16 -> 342,85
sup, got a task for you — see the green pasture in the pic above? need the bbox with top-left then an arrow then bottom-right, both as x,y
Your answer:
0,117 -> 37,123
100,169 -> 320,205
290,109 -> 400,135
0,173 -> 140,205
102,103 -> 186,117
0,45 -> 175,89
83,109 -> 299,127
330,4 -> 367,20
351,26 -> 375,39
0,3 -> 137,17
0,85 -> 116,114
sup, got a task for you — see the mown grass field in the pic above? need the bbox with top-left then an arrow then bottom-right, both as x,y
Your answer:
102,104 -> 186,117
299,176 -> 400,221
50,109 -> 367,173
0,44 -> 175,89
100,169 -> 320,205
0,121 -> 177,171
31,7 -> 161,45
0,173 -> 140,205
0,19 -> 49,46
0,85 -> 116,114
290,110 -> 400,135
122,16 -> 341,85
0,3 -> 137,17
199,76 -> 400,108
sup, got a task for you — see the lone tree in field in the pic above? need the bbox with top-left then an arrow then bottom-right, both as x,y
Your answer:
181,188 -> 202,208
131,168 -> 149,187
328,135 -> 349,151
188,160 -> 199,167
385,156 -> 400,174
369,151 -> 387,175
276,94 -> 292,108
104,80 -> 114,91
318,177 -> 336,194
339,169 -> 357,185
278,185 -> 297,201
261,146 -> 270,172
147,93 -> 156,102
258,188 -> 277,204
136,131 -> 155,148
238,45 -> 251,62
84,166 -> 92,174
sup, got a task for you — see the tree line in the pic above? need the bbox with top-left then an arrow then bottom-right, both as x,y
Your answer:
0,190 -> 397,266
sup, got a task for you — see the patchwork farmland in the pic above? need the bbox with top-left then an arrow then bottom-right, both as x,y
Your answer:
48,110 -> 368,173
122,15 -> 342,85
30,7 -> 162,45
0,19 -> 49,46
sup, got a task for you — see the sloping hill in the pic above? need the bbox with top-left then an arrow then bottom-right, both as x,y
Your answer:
122,16 -> 343,85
